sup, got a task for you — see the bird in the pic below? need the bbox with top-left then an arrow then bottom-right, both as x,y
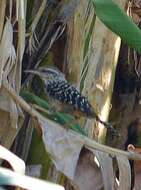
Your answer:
25,66 -> 116,134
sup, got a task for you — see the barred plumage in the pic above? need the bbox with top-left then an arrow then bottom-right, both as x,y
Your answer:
46,80 -> 95,117
26,66 -> 116,133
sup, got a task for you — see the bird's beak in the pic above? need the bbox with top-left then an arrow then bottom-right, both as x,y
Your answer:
24,69 -> 42,77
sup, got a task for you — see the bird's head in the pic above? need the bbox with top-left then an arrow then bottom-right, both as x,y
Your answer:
25,66 -> 66,82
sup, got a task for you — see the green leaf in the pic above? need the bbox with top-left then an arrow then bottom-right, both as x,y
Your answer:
92,0 -> 141,53
20,91 -> 87,135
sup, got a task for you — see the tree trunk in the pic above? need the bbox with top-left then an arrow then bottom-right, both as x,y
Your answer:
67,0 -> 128,143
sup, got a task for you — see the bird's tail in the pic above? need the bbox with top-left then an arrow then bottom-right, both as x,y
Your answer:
95,114 -> 118,135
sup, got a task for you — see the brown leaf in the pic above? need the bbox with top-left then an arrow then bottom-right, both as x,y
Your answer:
117,155 -> 131,190
38,118 -> 83,179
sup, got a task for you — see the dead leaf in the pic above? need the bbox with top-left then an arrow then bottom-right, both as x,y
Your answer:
117,155 -> 131,190
39,118 -> 83,179
94,150 -> 116,190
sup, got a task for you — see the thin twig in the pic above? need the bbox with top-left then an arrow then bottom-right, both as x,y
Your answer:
84,138 -> 141,160
32,104 -> 51,115
3,82 -> 42,120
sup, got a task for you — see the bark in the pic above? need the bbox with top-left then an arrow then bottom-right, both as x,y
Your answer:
67,0 -> 128,143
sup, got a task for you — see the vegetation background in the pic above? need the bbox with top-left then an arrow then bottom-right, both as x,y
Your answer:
0,0 -> 141,189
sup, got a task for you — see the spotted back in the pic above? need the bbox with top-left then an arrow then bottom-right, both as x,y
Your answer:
46,79 -> 94,117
